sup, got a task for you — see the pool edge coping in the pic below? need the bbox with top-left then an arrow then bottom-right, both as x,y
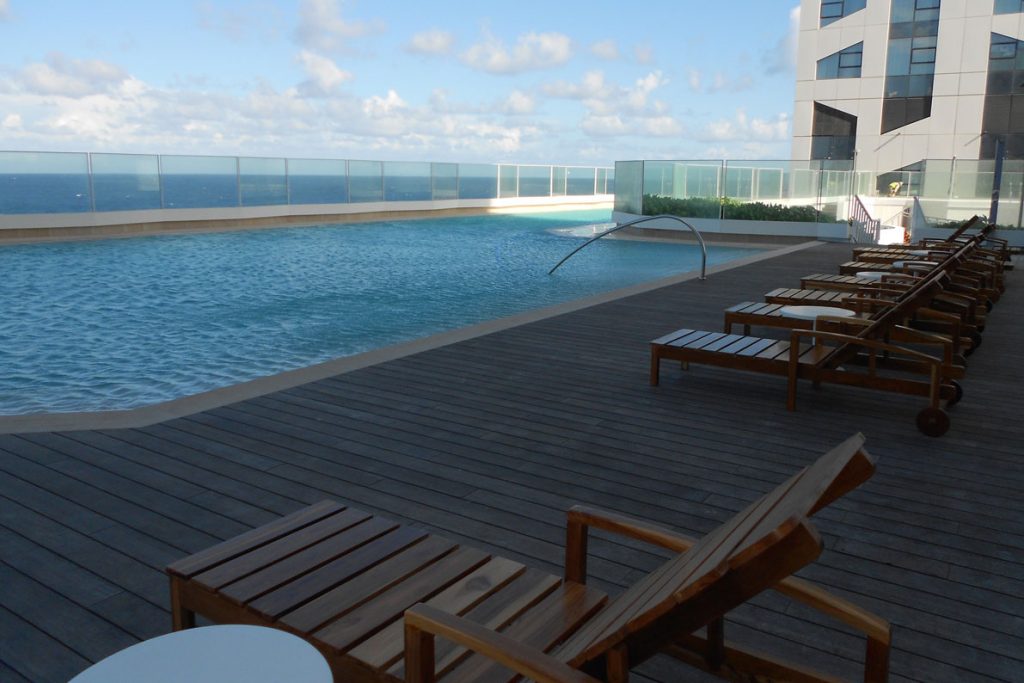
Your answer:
0,239 -> 824,434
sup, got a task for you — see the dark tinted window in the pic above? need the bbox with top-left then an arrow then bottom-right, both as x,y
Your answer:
983,33 -> 1024,158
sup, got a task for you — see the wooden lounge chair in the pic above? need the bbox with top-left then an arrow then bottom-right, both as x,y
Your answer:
167,434 -> 890,683
730,276 -> 978,360
651,273 -> 963,436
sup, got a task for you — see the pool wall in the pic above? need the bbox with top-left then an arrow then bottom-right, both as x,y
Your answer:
612,211 -> 849,242
0,195 -> 613,243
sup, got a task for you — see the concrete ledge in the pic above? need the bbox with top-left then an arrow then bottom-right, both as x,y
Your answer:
0,197 -> 613,244
0,239 -> 822,433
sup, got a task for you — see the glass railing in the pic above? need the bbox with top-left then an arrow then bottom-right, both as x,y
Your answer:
619,157 -> 1024,227
0,151 -> 614,215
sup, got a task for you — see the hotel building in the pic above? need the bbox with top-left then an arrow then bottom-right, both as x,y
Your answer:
792,0 -> 1024,190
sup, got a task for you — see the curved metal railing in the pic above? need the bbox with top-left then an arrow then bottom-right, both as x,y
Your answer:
548,214 -> 708,279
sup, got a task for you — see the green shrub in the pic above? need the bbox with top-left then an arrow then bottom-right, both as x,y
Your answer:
642,194 -> 834,223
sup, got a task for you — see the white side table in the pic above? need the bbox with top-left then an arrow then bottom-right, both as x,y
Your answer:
69,625 -> 332,683
778,305 -> 856,344
778,305 -> 857,323
855,271 -> 888,281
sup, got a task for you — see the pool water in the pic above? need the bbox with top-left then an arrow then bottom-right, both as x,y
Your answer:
0,210 -> 762,414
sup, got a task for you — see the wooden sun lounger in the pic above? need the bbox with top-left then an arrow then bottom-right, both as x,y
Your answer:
652,270 -> 964,435
168,435 -> 890,683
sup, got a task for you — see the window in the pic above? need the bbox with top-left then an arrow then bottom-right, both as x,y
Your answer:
882,0 -> 940,133
994,0 -> 1024,15
820,0 -> 867,27
811,102 -> 858,160
816,42 -> 864,79
983,33 -> 1024,159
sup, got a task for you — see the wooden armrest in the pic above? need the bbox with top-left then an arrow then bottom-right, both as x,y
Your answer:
565,505 -> 695,583
773,577 -> 891,644
404,605 -> 600,683
790,329 -> 945,366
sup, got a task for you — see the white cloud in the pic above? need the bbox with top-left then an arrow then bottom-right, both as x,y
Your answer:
687,69 -> 701,92
293,0 -> 383,53
701,109 -> 790,142
0,0 -> 9,20
543,70 -> 680,139
295,50 -> 353,96
765,5 -> 800,74
406,29 -> 455,56
543,70 -> 612,102
625,71 -> 665,110
363,89 -> 406,117
633,43 -> 654,64
461,31 -> 572,74
17,53 -> 128,98
590,40 -> 619,61
706,71 -> 754,94
545,70 -> 669,115
502,90 -> 535,115
2,113 -> 21,128
197,2 -> 280,43
581,115 -> 627,137
642,116 -> 683,137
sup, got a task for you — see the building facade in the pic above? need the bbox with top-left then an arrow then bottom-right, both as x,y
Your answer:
792,0 -> 1024,188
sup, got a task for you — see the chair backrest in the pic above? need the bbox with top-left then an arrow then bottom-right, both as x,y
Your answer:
947,215 -> 982,241
558,434 -> 875,670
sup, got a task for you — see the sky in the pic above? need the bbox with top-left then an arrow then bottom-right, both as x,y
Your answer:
0,0 -> 801,166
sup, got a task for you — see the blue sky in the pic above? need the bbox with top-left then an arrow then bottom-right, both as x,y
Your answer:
0,0 -> 800,165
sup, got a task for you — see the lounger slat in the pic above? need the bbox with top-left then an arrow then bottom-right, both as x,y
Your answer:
734,338 -> 779,357
702,334 -> 747,352
349,557 -> 525,669
166,500 -> 344,578
754,341 -> 794,360
313,546 -> 491,652
717,336 -> 765,354
685,332 -> 731,350
670,331 -> 717,348
194,507 -> 372,589
736,437 -> 869,559
649,328 -> 695,346
271,528 -> 441,628
220,515 -> 398,605
442,582 -> 608,683
393,568 -> 563,680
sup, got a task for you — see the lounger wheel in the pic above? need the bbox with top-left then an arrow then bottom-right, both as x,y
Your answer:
969,331 -> 982,352
944,380 -> 964,407
916,407 -> 950,437
985,299 -> 994,312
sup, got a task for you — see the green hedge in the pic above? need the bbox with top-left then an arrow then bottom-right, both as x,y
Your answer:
932,220 -> 1019,231
642,194 -> 832,223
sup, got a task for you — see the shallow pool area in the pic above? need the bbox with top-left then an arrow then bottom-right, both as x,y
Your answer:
0,210 -> 764,414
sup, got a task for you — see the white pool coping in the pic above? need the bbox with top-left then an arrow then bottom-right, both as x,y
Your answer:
0,239 -> 823,434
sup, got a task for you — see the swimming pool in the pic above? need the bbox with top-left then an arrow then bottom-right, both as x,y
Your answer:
0,210 -> 763,415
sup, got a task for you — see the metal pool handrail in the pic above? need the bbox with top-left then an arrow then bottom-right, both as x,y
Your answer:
548,214 -> 707,279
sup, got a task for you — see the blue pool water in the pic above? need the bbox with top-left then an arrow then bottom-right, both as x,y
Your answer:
0,210 -> 762,414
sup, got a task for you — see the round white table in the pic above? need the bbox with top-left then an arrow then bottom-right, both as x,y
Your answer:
69,625 -> 332,683
779,305 -> 857,346
778,305 -> 856,322
855,271 -> 888,281
892,260 -> 937,271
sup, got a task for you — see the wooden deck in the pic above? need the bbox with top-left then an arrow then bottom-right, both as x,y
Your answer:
0,242 -> 1020,683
